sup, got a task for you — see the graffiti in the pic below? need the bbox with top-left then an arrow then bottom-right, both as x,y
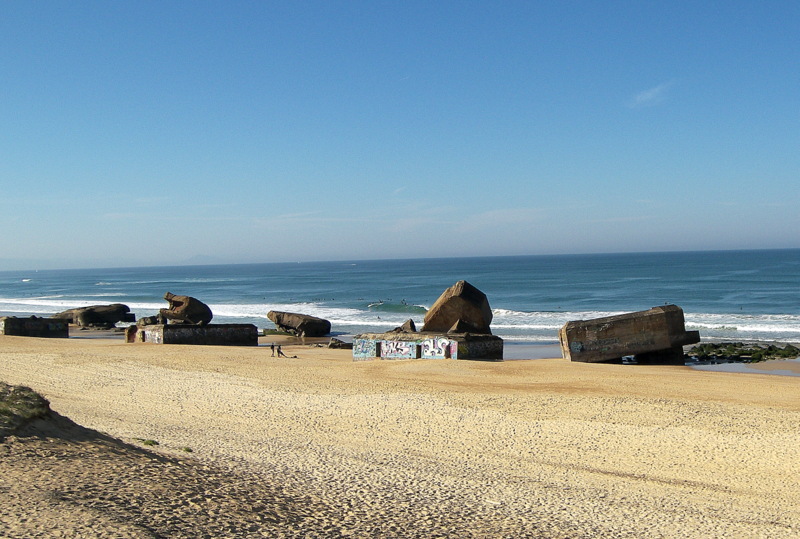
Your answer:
381,340 -> 417,358
353,339 -> 377,358
421,337 -> 453,359
352,335 -> 500,361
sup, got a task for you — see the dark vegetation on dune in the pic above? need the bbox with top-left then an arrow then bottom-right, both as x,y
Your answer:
0,382 -> 50,440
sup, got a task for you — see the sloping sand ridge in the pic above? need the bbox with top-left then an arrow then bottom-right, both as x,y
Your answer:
1,335 -> 799,537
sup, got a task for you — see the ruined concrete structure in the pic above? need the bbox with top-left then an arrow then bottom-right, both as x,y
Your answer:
558,305 -> 700,364
393,319 -> 417,332
354,280 -> 503,361
127,292 -> 256,345
267,311 -> 331,337
0,316 -> 69,338
125,324 -> 258,346
54,303 -> 135,328
353,332 -> 502,361
159,292 -> 213,325
327,337 -> 353,350
422,280 -> 493,334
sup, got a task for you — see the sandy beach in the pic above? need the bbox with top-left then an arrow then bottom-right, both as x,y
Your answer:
2,333 -> 800,537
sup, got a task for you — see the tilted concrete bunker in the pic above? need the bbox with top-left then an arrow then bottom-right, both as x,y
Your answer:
558,305 -> 700,364
267,311 -> 331,337
53,303 -> 135,328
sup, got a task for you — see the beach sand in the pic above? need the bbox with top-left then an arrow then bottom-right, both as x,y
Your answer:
1,333 -> 799,537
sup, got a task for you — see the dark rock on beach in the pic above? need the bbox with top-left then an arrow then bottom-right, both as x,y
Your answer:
688,342 -> 800,362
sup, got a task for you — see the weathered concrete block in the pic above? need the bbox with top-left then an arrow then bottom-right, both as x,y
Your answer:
353,332 -> 503,361
558,305 -> 700,364
390,319 -> 417,333
327,338 -> 353,349
267,311 -> 331,337
0,317 -> 69,338
422,280 -> 493,334
159,292 -> 213,325
125,324 -> 258,346
53,303 -> 134,328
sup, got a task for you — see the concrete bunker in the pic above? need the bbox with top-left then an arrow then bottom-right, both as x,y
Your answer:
558,305 -> 700,364
126,292 -> 257,346
353,280 -> 503,361
125,323 -> 258,346
0,316 -> 69,338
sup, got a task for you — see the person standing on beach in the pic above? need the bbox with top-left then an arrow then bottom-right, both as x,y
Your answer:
270,343 -> 275,356
277,345 -> 287,358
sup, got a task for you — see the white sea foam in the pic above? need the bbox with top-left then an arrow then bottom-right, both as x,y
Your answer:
490,309 -> 626,330
2,293 -> 798,343
686,313 -> 800,334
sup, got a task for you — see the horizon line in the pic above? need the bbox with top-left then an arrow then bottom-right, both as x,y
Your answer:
2,246 -> 799,274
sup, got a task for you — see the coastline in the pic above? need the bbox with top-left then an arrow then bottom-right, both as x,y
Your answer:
41,328 -> 800,374
1,333 -> 800,537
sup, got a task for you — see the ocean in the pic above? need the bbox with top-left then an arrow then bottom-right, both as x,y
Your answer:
1,249 -> 798,345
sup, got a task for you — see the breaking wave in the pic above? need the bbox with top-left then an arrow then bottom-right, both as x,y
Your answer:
4,293 -> 796,343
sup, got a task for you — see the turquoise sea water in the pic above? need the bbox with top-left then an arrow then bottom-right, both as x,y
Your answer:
1,249 -> 798,344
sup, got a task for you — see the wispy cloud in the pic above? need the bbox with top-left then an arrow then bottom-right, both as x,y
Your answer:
473,207 -> 545,225
272,210 -> 321,221
585,215 -> 650,225
629,81 -> 674,108
101,212 -> 246,222
251,212 -> 381,229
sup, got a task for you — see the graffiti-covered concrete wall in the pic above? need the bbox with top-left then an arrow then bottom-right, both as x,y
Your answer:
352,339 -> 378,359
421,336 -> 457,359
380,339 -> 420,359
353,332 -> 502,361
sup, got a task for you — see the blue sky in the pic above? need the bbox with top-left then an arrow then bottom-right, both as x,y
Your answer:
1,1 -> 798,270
